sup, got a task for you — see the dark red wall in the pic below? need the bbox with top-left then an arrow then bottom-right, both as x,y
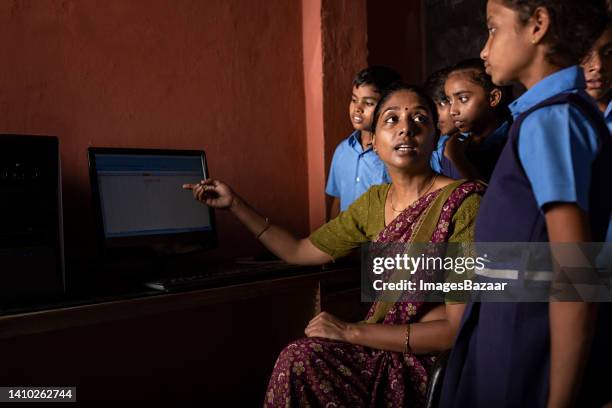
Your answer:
321,0 -> 369,183
367,0 -> 424,83
0,0 -> 309,261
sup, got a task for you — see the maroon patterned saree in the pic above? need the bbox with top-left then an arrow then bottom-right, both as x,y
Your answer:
265,181 -> 485,408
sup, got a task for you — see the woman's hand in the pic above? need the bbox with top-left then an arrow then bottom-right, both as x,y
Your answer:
183,178 -> 331,265
305,312 -> 352,342
182,178 -> 236,210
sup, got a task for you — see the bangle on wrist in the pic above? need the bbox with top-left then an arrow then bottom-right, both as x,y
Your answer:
255,217 -> 271,239
403,324 -> 411,355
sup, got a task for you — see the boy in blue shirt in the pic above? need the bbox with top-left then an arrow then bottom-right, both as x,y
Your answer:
326,66 -> 401,219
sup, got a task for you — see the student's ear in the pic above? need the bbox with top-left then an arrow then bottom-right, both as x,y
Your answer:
529,6 -> 551,45
372,134 -> 377,152
489,88 -> 502,108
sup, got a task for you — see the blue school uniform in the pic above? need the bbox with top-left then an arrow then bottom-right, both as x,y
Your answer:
430,134 -> 457,173
440,66 -> 612,407
430,121 -> 509,182
326,131 -> 390,211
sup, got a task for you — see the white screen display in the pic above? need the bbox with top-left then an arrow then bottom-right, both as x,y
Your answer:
95,154 -> 212,238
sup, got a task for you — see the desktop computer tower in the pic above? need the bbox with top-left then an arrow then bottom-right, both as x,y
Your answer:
0,135 -> 65,307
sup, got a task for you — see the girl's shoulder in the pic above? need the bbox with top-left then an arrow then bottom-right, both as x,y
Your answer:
517,100 -> 600,156
518,92 -> 600,131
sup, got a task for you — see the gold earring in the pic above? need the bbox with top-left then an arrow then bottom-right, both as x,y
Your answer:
532,38 -> 537,44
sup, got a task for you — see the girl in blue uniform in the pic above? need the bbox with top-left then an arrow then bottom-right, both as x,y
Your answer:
430,59 -> 512,182
440,1 -> 611,407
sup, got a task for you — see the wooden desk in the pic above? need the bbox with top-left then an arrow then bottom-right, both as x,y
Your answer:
0,265 -> 362,404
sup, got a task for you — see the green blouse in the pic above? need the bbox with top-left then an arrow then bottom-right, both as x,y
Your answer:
310,183 -> 481,260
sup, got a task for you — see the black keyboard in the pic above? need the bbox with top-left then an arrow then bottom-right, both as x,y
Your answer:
145,273 -> 212,291
144,261 -> 316,292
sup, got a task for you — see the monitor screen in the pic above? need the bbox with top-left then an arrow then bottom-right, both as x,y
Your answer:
88,148 -> 216,250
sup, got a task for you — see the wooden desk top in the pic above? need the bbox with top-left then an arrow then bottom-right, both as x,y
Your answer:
0,263 -> 359,340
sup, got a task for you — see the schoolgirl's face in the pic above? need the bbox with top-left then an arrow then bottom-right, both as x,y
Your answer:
445,70 -> 496,134
372,90 -> 437,171
435,97 -> 458,136
349,84 -> 380,131
481,0 -> 535,86
582,27 -> 612,103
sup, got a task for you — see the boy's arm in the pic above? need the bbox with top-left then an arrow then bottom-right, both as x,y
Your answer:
545,203 -> 597,408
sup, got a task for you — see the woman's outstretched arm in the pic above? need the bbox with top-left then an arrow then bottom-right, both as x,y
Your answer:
183,179 -> 332,265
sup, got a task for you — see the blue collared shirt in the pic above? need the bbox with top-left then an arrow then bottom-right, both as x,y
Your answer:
326,131 -> 390,211
431,133 -> 473,173
514,66 -> 601,212
430,134 -> 456,173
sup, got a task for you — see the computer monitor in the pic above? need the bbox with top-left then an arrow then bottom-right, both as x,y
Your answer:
88,148 -> 216,253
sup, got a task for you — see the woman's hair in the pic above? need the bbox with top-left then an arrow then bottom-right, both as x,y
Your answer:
424,67 -> 452,104
371,82 -> 439,135
447,58 -> 514,120
501,0 -> 608,65
352,66 -> 402,93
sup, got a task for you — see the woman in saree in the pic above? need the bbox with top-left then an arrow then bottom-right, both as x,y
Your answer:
184,83 -> 485,407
